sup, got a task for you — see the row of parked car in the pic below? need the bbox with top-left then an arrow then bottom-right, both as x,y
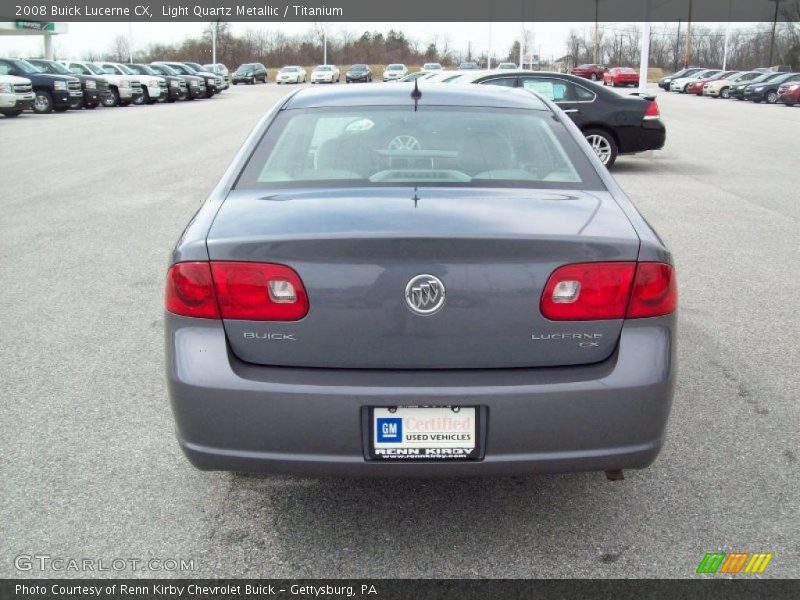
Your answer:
0,57 -> 229,117
224,61 -> 524,86
658,66 -> 800,106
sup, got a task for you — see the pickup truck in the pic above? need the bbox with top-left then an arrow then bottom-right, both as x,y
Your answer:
149,63 -> 206,99
155,62 -> 219,98
0,74 -> 35,117
0,58 -> 82,113
184,61 -> 226,92
28,58 -> 106,109
96,61 -> 164,104
125,63 -> 186,102
61,60 -> 135,107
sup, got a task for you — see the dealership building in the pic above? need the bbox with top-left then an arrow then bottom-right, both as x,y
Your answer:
0,21 -> 68,59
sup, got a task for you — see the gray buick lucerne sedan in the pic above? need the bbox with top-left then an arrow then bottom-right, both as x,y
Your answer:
165,83 -> 677,478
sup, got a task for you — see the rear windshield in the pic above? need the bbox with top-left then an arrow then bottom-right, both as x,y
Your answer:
235,106 -> 605,191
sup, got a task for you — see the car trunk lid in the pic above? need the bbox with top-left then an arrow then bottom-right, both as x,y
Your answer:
206,187 -> 640,369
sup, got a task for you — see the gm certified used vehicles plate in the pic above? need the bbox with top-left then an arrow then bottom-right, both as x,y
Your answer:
165,83 -> 677,477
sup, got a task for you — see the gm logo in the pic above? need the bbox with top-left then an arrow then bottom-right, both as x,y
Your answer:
696,552 -> 773,574
376,418 -> 403,443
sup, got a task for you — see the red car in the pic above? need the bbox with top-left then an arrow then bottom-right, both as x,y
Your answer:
778,81 -> 800,106
603,67 -> 639,87
571,64 -> 606,81
687,71 -> 738,95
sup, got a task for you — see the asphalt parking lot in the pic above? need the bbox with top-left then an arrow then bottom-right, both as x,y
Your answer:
1,82 -> 798,579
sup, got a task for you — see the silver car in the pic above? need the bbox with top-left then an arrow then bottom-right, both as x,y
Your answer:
165,84 -> 677,477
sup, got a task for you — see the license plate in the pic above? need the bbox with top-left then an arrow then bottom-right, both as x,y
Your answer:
369,406 -> 480,461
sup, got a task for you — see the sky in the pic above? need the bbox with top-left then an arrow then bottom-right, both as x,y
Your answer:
0,21 -> 745,63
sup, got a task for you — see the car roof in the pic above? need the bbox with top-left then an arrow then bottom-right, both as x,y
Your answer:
282,82 -> 551,111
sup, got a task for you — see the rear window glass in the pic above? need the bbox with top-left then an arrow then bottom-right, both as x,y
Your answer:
235,106 -> 605,191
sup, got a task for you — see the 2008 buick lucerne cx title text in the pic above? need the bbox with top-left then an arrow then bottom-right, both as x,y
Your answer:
164,83 -> 677,477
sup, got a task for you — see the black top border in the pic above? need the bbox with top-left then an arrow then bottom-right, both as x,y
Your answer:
1,0 -> 799,23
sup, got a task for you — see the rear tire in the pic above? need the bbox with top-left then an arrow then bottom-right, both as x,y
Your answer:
33,90 -> 53,114
583,128 -> 618,169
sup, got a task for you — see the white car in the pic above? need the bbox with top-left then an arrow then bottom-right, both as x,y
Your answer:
669,69 -> 721,93
422,62 -> 443,72
703,71 -> 761,99
382,64 -> 409,81
497,62 -> 518,70
311,64 -> 340,84
96,61 -> 165,104
62,60 -> 134,107
276,66 -> 306,84
0,74 -> 34,117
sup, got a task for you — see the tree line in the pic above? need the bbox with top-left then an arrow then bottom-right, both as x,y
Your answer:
565,20 -> 800,71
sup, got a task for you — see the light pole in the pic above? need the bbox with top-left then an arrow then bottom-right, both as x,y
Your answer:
638,1 -> 652,95
768,0 -> 781,67
722,0 -> 732,70
211,21 -> 217,65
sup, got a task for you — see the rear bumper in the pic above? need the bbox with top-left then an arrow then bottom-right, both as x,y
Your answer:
166,313 -> 676,477
617,119 -> 666,155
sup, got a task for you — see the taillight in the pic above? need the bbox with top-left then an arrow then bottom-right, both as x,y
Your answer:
541,262 -> 636,321
210,261 -> 308,321
165,262 -> 220,319
165,261 -> 308,321
626,262 -> 677,319
541,262 -> 676,321
644,100 -> 660,120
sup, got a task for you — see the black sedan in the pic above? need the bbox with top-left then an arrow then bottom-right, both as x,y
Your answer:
460,70 -> 665,168
27,58 -> 105,109
728,72 -> 785,100
742,72 -> 800,104
345,64 -> 372,83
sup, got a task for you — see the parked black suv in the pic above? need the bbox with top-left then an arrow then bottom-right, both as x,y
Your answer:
27,58 -> 106,109
232,63 -> 268,84
0,58 -> 82,113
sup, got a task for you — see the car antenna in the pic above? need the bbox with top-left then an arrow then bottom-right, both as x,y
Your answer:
411,78 -> 421,111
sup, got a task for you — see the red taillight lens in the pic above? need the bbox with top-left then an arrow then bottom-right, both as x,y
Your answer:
166,261 -> 309,321
627,262 -> 677,319
541,262 -> 636,321
541,261 -> 676,321
644,100 -> 661,119
210,261 -> 308,321
165,262 -> 220,319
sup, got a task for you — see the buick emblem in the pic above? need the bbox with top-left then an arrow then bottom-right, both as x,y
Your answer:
405,274 -> 446,316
